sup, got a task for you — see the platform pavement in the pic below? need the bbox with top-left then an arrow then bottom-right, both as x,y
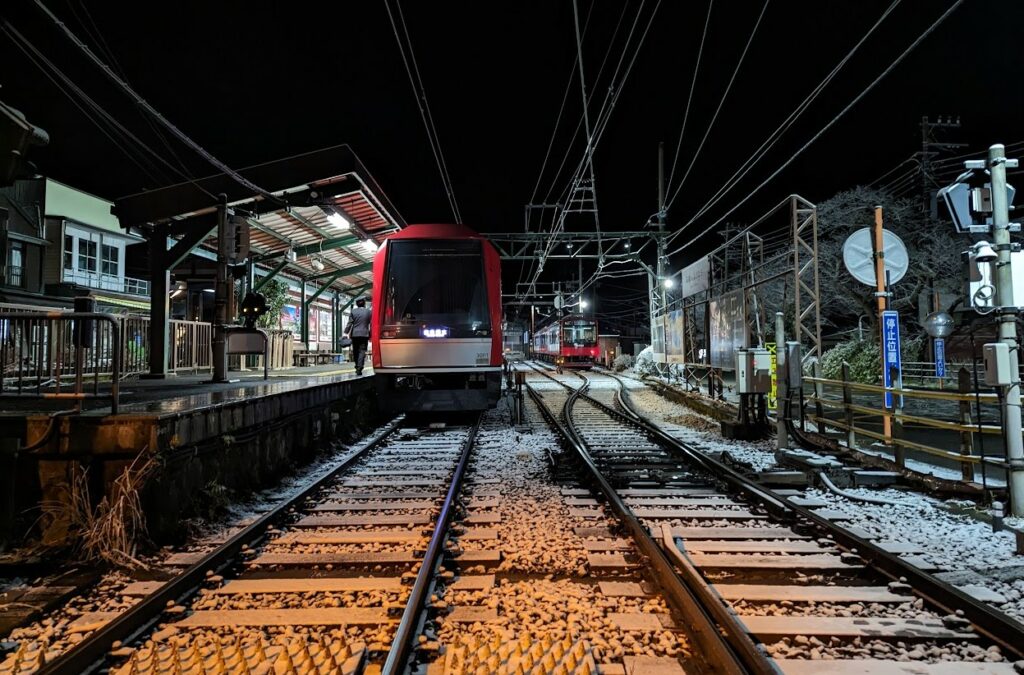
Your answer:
0,363 -> 372,415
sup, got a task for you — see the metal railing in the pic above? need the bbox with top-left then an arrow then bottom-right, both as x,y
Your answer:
171,320 -> 212,373
805,361 -> 1007,483
62,269 -> 151,296
0,311 -> 121,412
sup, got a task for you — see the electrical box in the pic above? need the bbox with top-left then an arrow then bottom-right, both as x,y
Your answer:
736,347 -> 772,393
785,341 -> 803,389
983,342 -> 1012,386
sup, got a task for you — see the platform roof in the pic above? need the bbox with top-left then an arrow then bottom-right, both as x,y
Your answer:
113,145 -> 404,294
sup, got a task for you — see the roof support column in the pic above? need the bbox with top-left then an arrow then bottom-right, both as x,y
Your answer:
146,223 -> 171,378
211,195 -> 230,383
300,279 -> 308,349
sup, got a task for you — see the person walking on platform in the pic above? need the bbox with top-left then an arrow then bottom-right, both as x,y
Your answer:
346,298 -> 371,376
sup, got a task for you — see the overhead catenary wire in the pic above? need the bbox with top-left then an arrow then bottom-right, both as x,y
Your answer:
32,0 -> 285,206
665,0 -> 715,197
666,0 -> 966,258
526,2 -> 660,300
664,0 -> 770,209
670,0 -> 902,230
0,19 -> 207,192
70,0 -> 196,180
389,0 -> 462,224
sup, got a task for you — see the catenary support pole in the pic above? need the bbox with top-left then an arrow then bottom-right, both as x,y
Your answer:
989,143 -> 1024,516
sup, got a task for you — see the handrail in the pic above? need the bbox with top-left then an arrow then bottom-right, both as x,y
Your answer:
805,375 -> 998,402
0,311 -> 120,413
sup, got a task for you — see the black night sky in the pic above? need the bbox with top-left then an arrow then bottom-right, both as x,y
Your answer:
3,0 -> 1024,323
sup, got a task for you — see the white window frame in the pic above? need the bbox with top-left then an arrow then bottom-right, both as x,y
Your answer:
63,223 -> 126,291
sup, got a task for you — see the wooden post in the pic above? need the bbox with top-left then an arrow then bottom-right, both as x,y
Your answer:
842,362 -> 856,448
872,206 -> 892,441
958,367 -> 976,482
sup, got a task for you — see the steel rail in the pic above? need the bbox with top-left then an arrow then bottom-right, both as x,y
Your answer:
600,372 -> 1024,660
525,378 -> 770,675
382,413 -> 482,674
38,419 -> 406,675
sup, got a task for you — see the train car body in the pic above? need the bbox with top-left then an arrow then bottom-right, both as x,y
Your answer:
532,315 -> 599,370
371,223 -> 502,412
501,319 -> 528,361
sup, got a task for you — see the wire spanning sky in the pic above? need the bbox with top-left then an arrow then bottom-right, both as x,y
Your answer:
2,0 -> 1022,325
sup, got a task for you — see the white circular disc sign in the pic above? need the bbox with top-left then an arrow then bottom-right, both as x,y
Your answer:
842,227 -> 909,286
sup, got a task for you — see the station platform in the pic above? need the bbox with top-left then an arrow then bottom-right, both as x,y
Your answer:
0,365 -> 382,546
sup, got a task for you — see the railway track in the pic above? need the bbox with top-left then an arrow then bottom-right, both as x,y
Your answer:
0,402 -> 740,675
524,363 -> 1024,674
3,417 -> 480,675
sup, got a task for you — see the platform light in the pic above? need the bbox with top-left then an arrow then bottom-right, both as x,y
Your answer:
327,213 -> 350,230
311,257 -> 325,272
663,277 -> 675,288
579,299 -> 589,309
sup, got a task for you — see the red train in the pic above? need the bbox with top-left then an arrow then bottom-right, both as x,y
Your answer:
532,315 -> 599,370
371,223 -> 503,412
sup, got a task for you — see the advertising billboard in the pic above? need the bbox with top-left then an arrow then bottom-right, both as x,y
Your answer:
681,256 -> 710,298
709,289 -> 746,369
665,308 -> 685,363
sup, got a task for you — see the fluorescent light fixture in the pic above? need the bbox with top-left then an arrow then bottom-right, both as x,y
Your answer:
311,257 -> 325,272
327,213 -> 350,230
663,277 -> 675,288
362,239 -> 379,254
203,288 -> 215,293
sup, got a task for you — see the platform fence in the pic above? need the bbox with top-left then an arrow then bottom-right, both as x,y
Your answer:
0,311 -> 122,412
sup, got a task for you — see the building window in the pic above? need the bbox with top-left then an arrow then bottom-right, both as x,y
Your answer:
78,239 -> 97,273
7,240 -> 24,288
101,244 -> 119,276
64,235 -> 73,270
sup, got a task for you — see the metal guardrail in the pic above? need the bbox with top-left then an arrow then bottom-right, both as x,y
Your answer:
0,311 -> 121,413
806,365 -> 1007,481
61,269 -> 151,296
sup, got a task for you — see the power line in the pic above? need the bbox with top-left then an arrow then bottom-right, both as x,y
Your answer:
1,19 -> 185,187
666,0 -> 965,258
665,0 -> 714,197
391,0 -> 461,224
527,1 -> 598,210
669,0 -> 902,229
664,0 -> 769,208
32,0 -> 284,206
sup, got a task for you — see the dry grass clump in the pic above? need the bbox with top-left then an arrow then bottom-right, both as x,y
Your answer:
45,453 -> 157,569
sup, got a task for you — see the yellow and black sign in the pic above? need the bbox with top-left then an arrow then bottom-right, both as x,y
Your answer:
766,342 -> 777,410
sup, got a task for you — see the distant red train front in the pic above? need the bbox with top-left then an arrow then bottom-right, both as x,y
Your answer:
370,224 -> 502,411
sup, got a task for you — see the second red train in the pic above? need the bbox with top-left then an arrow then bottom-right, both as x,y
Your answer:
531,314 -> 600,371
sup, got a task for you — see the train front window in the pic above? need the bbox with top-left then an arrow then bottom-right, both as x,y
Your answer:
382,239 -> 490,338
562,321 -> 597,346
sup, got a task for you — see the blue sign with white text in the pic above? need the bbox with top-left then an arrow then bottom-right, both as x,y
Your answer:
882,310 -> 903,408
934,338 -> 946,379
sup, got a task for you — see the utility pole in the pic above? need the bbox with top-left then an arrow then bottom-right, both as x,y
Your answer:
989,143 -> 1024,516
918,116 -> 965,218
